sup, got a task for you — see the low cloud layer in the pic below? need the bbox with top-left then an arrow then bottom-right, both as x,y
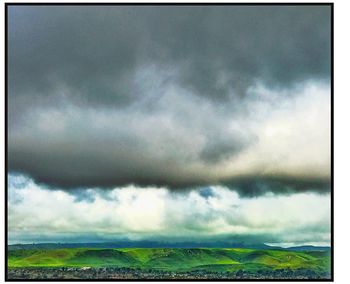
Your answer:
8,174 -> 330,246
8,6 -> 331,195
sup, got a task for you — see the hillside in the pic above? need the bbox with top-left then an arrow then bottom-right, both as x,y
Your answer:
8,247 -> 330,274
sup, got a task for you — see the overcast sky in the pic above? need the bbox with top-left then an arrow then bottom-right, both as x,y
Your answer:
8,5 -> 331,245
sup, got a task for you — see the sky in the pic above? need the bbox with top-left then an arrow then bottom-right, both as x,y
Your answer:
7,5 -> 331,246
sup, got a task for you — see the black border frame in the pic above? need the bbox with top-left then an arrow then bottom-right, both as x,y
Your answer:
4,2 -> 334,282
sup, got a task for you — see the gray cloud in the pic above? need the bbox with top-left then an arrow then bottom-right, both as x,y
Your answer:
8,6 -> 330,105
8,5 -> 331,194
221,176 -> 331,197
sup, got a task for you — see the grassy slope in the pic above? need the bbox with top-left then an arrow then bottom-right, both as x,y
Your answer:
8,248 -> 331,273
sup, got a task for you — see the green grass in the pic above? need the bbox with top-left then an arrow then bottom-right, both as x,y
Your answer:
8,247 -> 331,274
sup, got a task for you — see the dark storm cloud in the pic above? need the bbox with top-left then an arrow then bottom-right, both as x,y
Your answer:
8,5 -> 330,105
8,5 -> 331,194
221,176 -> 331,197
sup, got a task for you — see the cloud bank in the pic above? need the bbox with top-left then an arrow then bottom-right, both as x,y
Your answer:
8,174 -> 330,246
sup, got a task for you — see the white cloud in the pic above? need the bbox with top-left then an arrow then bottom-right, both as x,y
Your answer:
221,81 -> 331,179
8,175 -> 330,246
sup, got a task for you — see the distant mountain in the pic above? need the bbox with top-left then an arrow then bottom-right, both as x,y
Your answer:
7,241 -> 330,251
282,245 -> 331,251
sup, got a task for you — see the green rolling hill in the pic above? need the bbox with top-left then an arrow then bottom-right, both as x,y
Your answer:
8,247 -> 331,274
